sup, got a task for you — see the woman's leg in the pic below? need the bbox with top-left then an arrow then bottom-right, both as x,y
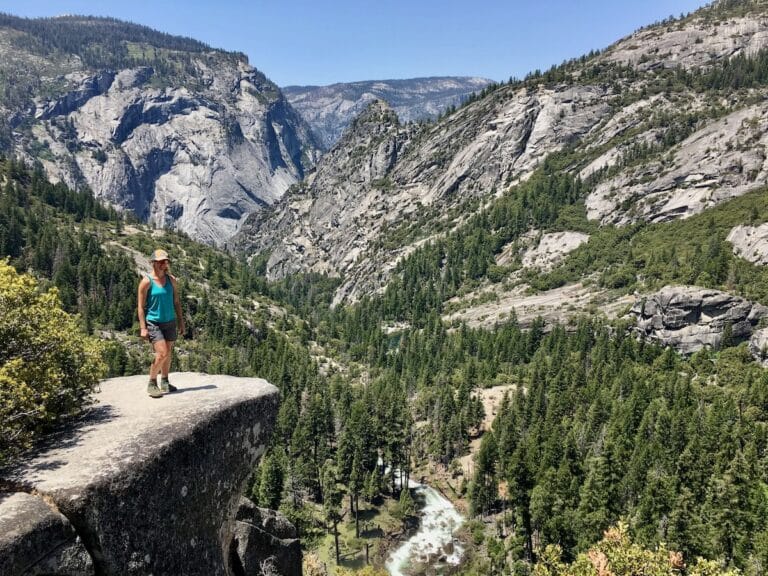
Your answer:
151,339 -> 170,381
161,341 -> 174,379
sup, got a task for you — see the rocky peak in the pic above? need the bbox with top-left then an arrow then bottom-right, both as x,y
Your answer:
346,98 -> 400,136
234,99 -> 414,281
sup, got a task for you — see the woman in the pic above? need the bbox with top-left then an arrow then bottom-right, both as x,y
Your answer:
137,249 -> 185,398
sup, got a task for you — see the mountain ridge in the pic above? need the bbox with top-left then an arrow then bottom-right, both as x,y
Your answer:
235,0 -> 768,316
283,76 -> 494,149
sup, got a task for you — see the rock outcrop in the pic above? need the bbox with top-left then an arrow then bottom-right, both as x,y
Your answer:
750,328 -> 768,366
232,497 -> 301,576
727,223 -> 768,266
629,286 -> 768,354
0,372 -> 284,576
511,230 -> 590,271
0,492 -> 93,575
584,103 -> 768,226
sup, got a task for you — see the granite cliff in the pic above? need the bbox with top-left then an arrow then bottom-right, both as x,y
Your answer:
0,15 -> 320,246
629,285 -> 768,354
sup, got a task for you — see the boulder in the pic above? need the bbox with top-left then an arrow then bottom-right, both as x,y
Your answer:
0,372 -> 280,576
630,286 -> 768,355
750,328 -> 768,367
0,492 -> 93,575
232,497 -> 301,576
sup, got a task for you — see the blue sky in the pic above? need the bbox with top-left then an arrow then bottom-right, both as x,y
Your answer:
0,1 -> 711,87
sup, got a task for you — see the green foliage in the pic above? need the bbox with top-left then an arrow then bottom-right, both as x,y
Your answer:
534,522 -> 742,576
0,158 -> 143,333
7,29 -> 768,572
365,154 -> 589,327
531,188 -> 768,304
478,320 -> 768,570
254,450 -> 285,511
0,260 -> 105,465
391,487 -> 416,526
465,518 -> 486,545
335,566 -> 390,576
0,14 -> 257,130
469,431 -> 498,517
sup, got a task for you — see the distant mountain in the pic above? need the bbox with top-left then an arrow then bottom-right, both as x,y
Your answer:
236,0 -> 768,332
283,77 -> 494,149
0,14 -> 320,245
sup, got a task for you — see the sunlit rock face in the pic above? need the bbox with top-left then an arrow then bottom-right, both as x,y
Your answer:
236,84 -> 611,302
629,286 -> 768,355
236,7 -> 768,307
728,223 -> 768,266
0,17 -> 320,246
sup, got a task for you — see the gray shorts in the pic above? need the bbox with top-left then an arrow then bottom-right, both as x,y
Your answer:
147,320 -> 177,343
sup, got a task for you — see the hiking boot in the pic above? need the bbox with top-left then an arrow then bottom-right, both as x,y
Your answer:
147,380 -> 163,398
160,378 -> 177,394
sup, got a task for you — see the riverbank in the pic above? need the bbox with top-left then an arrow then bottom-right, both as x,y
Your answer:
308,473 -> 469,576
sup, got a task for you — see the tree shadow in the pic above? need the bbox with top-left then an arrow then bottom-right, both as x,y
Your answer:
0,404 -> 116,481
358,508 -> 380,522
361,526 -> 385,538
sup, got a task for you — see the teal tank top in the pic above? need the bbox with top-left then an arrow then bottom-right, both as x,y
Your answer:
145,275 -> 176,323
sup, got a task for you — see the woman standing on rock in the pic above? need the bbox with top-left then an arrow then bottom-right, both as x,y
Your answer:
137,249 -> 185,398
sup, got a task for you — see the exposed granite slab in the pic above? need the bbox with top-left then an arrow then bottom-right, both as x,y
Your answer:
1,372 -> 279,576
630,286 -> 768,355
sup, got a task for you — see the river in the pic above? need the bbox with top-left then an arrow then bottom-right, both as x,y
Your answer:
385,482 -> 465,576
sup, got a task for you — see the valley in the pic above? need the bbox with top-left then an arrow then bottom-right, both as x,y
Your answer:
3,2 -> 768,575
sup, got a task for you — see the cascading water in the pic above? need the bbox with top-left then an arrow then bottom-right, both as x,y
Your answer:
385,481 -> 464,576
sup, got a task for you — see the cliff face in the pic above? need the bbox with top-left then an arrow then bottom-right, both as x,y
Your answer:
0,16 -> 320,246
235,100 -> 412,287
0,372 -> 288,576
629,286 -> 768,354
236,84 -> 612,302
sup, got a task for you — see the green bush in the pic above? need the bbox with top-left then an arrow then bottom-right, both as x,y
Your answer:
534,522 -> 742,576
0,260 -> 105,465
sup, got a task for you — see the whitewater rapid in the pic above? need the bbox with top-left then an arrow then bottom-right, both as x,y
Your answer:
385,482 -> 464,576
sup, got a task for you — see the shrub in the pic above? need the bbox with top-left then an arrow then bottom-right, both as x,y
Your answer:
534,521 -> 742,576
0,260 -> 105,465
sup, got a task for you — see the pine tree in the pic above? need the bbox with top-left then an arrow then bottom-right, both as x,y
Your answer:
321,459 -> 344,565
256,451 -> 285,511
469,432 -> 498,517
